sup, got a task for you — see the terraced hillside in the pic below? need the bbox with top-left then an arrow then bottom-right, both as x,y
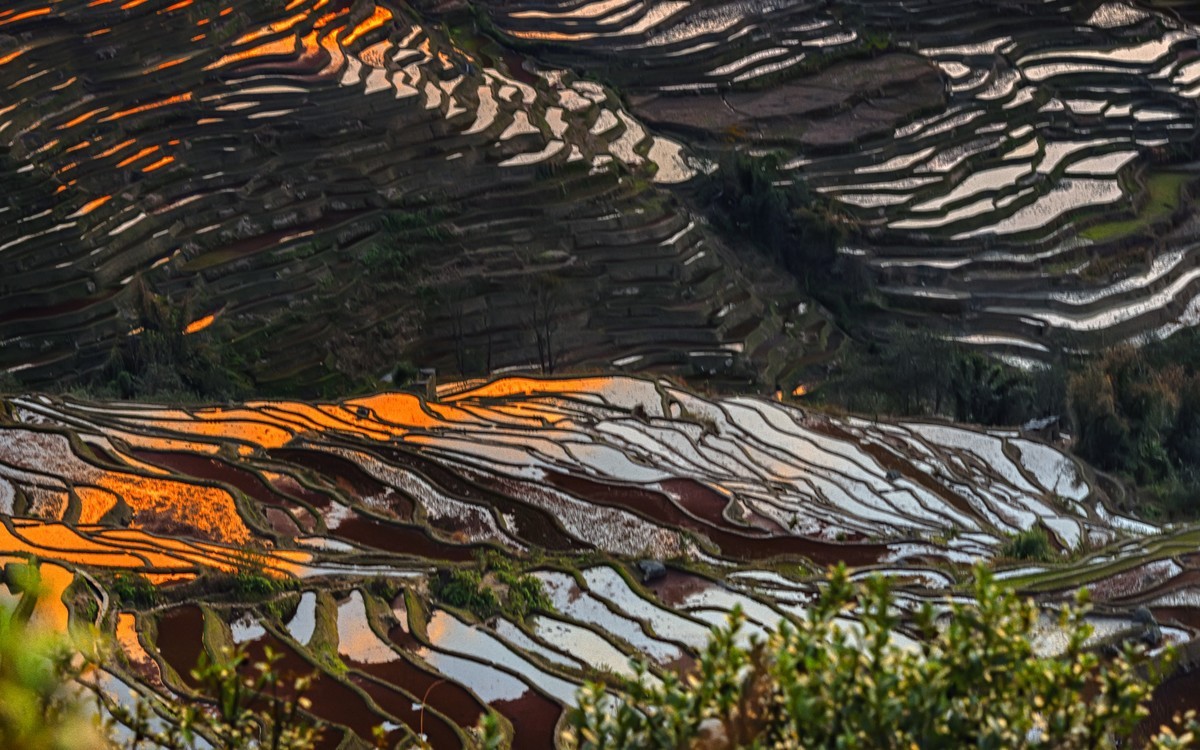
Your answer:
9,0 -> 1200,390
481,0 -> 1200,361
3,375 -> 1199,746
0,0 -> 827,392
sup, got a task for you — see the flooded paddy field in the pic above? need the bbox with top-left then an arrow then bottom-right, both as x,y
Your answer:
476,0 -> 1200,358
6,0 -> 1200,743
3,375 -> 1199,746
8,0 -> 1200,397
0,0 -> 825,393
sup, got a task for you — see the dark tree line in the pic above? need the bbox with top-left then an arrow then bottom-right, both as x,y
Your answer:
1069,331 -> 1200,516
822,329 -> 1066,426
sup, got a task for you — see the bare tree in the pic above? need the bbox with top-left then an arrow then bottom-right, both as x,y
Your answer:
522,275 -> 563,374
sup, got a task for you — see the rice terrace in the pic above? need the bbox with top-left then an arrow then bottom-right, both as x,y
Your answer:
7,0 -> 1200,748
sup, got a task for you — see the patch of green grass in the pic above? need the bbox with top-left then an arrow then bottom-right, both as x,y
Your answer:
1081,172 -> 1190,243
110,572 -> 158,609
433,553 -> 554,620
1001,527 -> 1054,562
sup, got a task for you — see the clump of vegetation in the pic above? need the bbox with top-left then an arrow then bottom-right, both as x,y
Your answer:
433,553 -> 551,620
822,327 -> 1065,426
1081,171 -> 1191,244
181,552 -> 301,604
566,565 -> 1196,750
97,281 -> 250,401
1069,333 -> 1200,518
1001,527 -> 1055,562
698,152 -> 847,301
229,571 -> 297,600
0,565 -> 108,750
109,646 -> 323,750
109,571 -> 159,610
434,568 -> 502,618
2,565 -> 506,749
219,552 -> 299,601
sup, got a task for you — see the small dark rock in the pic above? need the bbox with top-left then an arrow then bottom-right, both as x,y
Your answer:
886,469 -> 901,482
637,559 -> 667,583
355,405 -> 370,419
1132,606 -> 1156,626
1140,624 -> 1163,648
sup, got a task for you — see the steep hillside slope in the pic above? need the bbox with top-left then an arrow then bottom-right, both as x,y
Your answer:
2,375 -> 1196,746
0,0 -> 827,393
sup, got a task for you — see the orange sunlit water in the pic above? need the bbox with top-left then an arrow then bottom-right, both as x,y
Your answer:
0,8 -> 51,28
446,376 -> 609,401
0,48 -> 26,66
31,564 -> 73,632
100,93 -> 192,123
72,195 -> 112,217
142,155 -> 175,172
166,411 -> 294,448
97,472 -> 251,543
206,35 -> 299,70
57,107 -> 106,130
115,612 -> 157,670
342,5 -> 392,47
115,145 -> 160,168
183,313 -> 215,334
1,518 -> 309,585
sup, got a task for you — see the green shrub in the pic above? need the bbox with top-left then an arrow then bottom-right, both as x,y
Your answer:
566,565 -> 1195,750
1001,527 -> 1055,562
110,572 -> 158,609
433,558 -> 551,621
0,567 -> 107,750
434,568 -> 501,619
2,568 -> 505,750
500,572 -> 552,619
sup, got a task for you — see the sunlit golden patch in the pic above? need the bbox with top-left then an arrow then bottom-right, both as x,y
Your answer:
342,5 -> 392,47
10,522 -> 142,567
183,313 -> 215,334
57,108 -> 106,130
74,486 -> 120,524
0,8 -> 51,28
347,393 -> 445,432
0,48 -> 26,66
31,564 -> 73,632
157,409 -> 290,447
115,145 -> 160,168
99,93 -> 193,123
148,57 -> 187,73
97,472 -> 251,543
95,138 -> 137,159
142,155 -> 175,172
447,376 -> 607,401
234,11 -> 309,46
0,517 -> 310,593
205,35 -> 299,70
68,195 -> 112,218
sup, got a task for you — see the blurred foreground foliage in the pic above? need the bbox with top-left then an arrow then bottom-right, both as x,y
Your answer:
0,562 -> 505,750
5,560 -> 1199,750
566,565 -> 1199,750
